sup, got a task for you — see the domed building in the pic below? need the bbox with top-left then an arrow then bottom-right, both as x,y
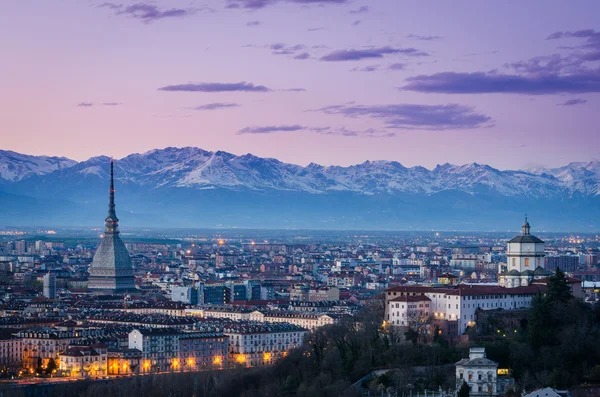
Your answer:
498,217 -> 550,288
87,159 -> 136,292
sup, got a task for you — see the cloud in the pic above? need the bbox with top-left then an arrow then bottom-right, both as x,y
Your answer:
314,103 -> 492,130
279,88 -> 307,92
389,63 -> 406,71
237,124 -> 394,137
246,20 -> 262,26
270,43 -> 305,55
350,65 -> 380,72
352,20 -> 361,26
558,98 -> 587,106
100,2 -> 197,23
403,30 -> 600,95
226,0 -> 348,9
308,27 -> 324,32
77,102 -> 122,107
158,82 -> 270,92
294,52 -> 311,60
407,34 -> 443,41
237,125 -> 305,134
402,71 -> 600,95
320,46 -> 428,61
191,103 -> 240,110
349,6 -> 369,14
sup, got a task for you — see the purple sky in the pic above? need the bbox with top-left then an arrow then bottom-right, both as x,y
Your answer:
1,0 -> 599,170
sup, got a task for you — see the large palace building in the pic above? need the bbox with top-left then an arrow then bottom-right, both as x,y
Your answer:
87,159 -> 136,292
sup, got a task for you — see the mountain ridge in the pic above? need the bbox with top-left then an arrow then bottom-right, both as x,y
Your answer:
0,147 -> 599,230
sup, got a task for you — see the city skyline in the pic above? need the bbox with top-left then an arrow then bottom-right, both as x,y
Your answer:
1,1 -> 599,170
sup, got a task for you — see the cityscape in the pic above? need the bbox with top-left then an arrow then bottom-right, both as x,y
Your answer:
1,1 -> 600,397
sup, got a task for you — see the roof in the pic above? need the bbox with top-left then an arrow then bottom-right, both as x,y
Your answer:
390,295 -> 431,303
523,388 -> 567,397
455,357 -> 498,367
508,235 -> 544,244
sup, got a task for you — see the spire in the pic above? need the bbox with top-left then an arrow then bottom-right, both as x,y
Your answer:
521,214 -> 530,235
105,158 -> 119,234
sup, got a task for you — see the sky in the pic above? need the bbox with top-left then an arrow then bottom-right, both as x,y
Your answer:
1,0 -> 599,170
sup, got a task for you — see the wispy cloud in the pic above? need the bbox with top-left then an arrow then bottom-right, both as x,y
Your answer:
403,30 -> 600,95
308,27 -> 324,32
270,43 -> 306,55
352,20 -> 361,26
237,124 -> 394,137
294,52 -> 311,60
77,102 -> 122,107
558,98 -> 587,106
349,6 -> 369,14
190,103 -> 240,110
402,71 -> 600,95
279,88 -> 307,92
388,63 -> 406,71
226,0 -> 348,9
320,46 -> 428,61
350,65 -> 380,72
314,103 -> 493,130
407,34 -> 443,41
246,20 -> 262,26
237,125 -> 305,134
100,2 -> 198,23
158,82 -> 270,92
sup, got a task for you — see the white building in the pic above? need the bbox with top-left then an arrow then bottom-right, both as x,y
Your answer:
456,347 -> 498,396
220,321 -> 307,367
43,273 -> 56,299
387,295 -> 431,327
249,310 -> 340,330
385,284 -> 541,334
498,217 -> 547,288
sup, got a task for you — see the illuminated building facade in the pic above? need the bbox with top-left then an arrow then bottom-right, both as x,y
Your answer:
221,322 -> 306,367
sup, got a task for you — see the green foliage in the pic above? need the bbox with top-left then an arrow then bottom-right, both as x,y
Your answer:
45,358 -> 57,375
546,268 -> 573,304
458,380 -> 470,397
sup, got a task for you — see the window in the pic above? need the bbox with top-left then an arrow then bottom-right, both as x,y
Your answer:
512,258 -> 516,267
525,258 -> 529,267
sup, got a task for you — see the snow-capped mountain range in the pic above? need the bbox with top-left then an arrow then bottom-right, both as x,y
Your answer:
0,147 -> 599,230
1,147 -> 598,197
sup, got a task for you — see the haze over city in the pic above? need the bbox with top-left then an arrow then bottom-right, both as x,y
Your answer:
1,1 -> 600,170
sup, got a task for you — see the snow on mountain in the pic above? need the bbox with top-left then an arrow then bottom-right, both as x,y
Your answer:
1,147 -> 599,198
0,150 -> 77,182
527,161 -> 600,196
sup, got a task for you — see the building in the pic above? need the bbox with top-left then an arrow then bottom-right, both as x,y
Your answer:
58,345 -> 108,378
387,295 -> 431,328
498,217 -> 546,288
171,286 -> 200,305
107,348 -> 142,375
249,311 -> 340,330
384,284 -> 542,334
455,347 -> 498,396
43,272 -> 56,299
0,335 -> 23,368
128,328 -> 228,373
18,329 -> 83,370
523,388 -> 570,397
88,159 -> 136,292
221,321 -> 307,367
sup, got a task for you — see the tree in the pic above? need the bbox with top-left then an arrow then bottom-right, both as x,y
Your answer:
546,268 -> 572,304
458,380 -> 470,397
46,358 -> 57,375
